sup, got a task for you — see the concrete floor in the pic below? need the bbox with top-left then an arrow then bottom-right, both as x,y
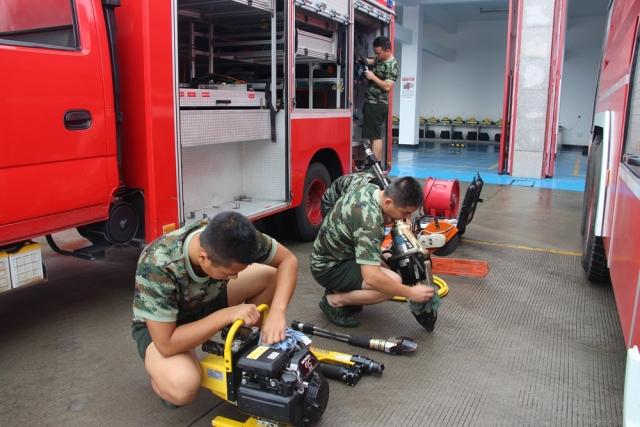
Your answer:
0,185 -> 625,426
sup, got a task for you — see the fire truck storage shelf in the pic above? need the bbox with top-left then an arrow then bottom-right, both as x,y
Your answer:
184,200 -> 290,228
180,109 -> 271,146
179,87 -> 266,108
296,29 -> 337,61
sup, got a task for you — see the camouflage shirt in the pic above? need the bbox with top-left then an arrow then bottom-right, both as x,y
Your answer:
321,170 -> 379,217
132,221 -> 277,325
311,183 -> 384,273
365,56 -> 399,104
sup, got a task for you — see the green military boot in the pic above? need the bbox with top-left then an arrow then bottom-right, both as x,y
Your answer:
319,295 -> 360,328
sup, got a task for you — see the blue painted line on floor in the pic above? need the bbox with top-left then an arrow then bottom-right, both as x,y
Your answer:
511,179 -> 536,187
390,145 -> 586,192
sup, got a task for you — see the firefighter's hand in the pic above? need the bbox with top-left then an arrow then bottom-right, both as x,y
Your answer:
407,284 -> 435,303
364,69 -> 374,80
260,310 -> 286,345
227,304 -> 261,326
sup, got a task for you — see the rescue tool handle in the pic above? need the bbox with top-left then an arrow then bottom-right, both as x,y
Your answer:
320,363 -> 361,387
347,335 -> 372,349
294,321 -> 316,335
223,304 -> 269,372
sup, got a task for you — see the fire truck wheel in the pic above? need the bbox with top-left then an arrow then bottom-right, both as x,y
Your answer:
580,133 -> 610,283
295,162 -> 331,241
582,215 -> 610,283
106,201 -> 139,245
580,136 -> 600,237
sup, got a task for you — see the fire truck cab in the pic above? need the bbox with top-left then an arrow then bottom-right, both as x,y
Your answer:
0,0 -> 395,282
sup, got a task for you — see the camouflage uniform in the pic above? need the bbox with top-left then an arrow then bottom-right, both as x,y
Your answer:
362,56 -> 399,140
311,184 -> 384,292
365,57 -> 399,105
320,170 -> 379,217
131,220 -> 277,358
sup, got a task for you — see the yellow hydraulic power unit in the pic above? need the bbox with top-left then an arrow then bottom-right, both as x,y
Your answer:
200,305 -> 329,427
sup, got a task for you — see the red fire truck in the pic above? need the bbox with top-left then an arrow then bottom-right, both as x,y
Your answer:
0,0 -> 396,288
581,0 -> 640,420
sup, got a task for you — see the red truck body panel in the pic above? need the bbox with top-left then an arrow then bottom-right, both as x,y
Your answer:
593,0 -> 640,349
1,0 -> 394,246
116,1 -> 179,242
0,0 -> 119,245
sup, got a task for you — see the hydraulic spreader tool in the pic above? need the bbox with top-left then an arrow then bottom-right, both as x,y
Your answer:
292,320 -> 418,355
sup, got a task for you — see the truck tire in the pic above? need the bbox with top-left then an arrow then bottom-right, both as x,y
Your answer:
580,140 -> 598,236
580,133 -> 610,283
581,230 -> 610,283
295,162 -> 331,241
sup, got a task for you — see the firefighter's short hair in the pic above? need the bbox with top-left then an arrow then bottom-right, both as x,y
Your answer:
200,211 -> 258,266
373,36 -> 392,51
384,176 -> 423,209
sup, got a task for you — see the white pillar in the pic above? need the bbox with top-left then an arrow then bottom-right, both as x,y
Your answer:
511,0 -> 556,177
398,5 -> 423,147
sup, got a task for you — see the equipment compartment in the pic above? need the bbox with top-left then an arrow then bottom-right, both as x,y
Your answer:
176,0 -> 287,223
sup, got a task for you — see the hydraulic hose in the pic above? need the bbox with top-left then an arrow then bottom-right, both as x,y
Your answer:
392,274 -> 449,301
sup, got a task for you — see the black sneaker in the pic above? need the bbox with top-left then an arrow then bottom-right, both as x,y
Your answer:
346,305 -> 363,314
319,295 -> 360,328
413,310 -> 437,332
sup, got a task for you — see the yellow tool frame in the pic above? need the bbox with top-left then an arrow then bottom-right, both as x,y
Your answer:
200,304 -> 270,426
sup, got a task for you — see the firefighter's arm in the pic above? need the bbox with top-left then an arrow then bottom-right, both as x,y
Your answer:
261,243 -> 298,345
364,70 -> 394,92
145,304 -> 261,357
360,264 -> 433,302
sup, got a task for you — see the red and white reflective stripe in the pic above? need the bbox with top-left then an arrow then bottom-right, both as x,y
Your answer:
598,73 -> 630,103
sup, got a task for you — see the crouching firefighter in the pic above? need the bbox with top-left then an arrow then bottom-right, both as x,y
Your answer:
311,171 -> 438,330
131,211 -> 298,408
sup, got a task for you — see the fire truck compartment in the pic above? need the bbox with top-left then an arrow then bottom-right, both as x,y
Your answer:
176,0 -> 287,222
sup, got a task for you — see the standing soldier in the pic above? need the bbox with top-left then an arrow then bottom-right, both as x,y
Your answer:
363,36 -> 399,162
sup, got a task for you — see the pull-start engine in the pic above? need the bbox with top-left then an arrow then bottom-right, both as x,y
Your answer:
201,323 -> 329,427
235,339 -> 329,425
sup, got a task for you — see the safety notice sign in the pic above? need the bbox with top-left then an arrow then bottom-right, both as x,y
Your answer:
401,76 -> 416,100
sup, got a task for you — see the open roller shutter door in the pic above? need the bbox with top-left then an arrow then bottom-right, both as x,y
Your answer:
294,0 -> 350,24
231,0 -> 273,12
354,0 -> 392,23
